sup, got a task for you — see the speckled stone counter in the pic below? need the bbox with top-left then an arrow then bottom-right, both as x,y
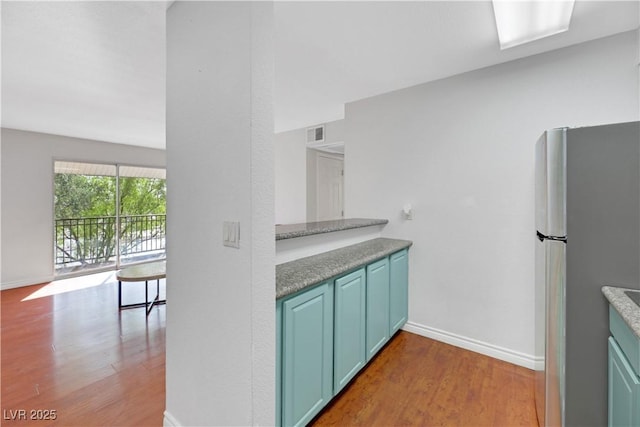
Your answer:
275,218 -> 388,241
602,286 -> 640,338
276,237 -> 412,299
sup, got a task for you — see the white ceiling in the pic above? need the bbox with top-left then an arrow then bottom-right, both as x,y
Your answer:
2,1 -> 638,149
1,1 -> 168,148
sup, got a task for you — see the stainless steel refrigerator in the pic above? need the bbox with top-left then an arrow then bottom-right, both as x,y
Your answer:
534,121 -> 640,427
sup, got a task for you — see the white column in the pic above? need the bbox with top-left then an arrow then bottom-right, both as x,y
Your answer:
165,2 -> 274,425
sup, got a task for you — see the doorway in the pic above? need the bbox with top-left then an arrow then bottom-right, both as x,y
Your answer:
315,153 -> 344,221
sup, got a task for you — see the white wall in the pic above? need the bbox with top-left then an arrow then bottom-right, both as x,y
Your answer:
0,128 -> 166,289
307,120 -> 344,222
345,31 -> 639,368
322,119 -> 345,146
0,129 -> 2,292
307,150 -> 344,221
274,119 -> 345,224
275,128 -> 306,224
306,148 -> 318,222
165,2 -> 274,426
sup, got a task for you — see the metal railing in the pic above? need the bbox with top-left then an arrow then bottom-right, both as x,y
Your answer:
55,214 -> 166,268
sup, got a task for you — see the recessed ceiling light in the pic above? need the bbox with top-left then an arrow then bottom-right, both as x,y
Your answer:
492,0 -> 575,49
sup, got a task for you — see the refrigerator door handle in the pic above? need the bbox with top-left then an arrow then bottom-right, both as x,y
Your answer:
537,231 -> 567,243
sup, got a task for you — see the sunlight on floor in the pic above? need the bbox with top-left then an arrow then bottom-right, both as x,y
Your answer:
22,271 -> 116,301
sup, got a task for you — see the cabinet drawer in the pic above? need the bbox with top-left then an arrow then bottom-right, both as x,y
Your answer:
610,307 -> 640,375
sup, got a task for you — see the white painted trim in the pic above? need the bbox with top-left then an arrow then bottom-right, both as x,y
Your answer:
1,275 -> 54,291
163,410 -> 181,427
403,320 -> 538,370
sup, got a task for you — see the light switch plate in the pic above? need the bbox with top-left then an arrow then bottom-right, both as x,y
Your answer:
223,221 -> 240,248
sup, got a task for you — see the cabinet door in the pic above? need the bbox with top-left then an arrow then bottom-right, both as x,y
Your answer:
366,258 -> 390,361
276,300 -> 282,427
282,283 -> 334,427
389,249 -> 409,335
334,268 -> 366,393
608,337 -> 640,427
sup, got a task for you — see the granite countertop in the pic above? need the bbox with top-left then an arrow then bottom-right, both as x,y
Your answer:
275,218 -> 388,241
602,286 -> 640,338
276,237 -> 412,299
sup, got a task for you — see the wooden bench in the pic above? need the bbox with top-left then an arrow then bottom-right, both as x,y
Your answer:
116,261 -> 166,315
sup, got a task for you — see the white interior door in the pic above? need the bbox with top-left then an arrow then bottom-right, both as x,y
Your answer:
316,154 -> 344,221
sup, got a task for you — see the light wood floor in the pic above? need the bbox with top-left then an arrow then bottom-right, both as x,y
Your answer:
2,276 -> 538,426
312,331 -> 538,426
1,277 -> 166,426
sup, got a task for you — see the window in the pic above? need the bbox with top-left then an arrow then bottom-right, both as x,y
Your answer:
54,161 -> 166,276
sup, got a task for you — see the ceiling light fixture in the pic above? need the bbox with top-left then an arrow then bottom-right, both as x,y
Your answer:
492,0 -> 575,49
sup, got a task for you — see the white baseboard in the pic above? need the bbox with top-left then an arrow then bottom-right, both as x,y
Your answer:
1,275 -> 54,291
403,321 -> 538,370
163,410 -> 181,427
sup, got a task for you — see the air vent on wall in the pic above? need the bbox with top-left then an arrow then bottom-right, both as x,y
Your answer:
307,125 -> 324,143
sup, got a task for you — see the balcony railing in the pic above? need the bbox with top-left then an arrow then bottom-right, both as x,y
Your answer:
55,214 -> 166,269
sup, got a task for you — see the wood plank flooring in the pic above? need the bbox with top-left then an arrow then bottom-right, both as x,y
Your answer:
2,275 -> 537,426
312,331 -> 538,426
1,276 -> 166,426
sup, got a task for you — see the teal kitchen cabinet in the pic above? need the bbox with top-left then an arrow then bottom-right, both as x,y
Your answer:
366,258 -> 390,361
276,245 -> 411,426
333,268 -> 366,393
608,307 -> 640,427
281,282 -> 334,427
389,249 -> 409,335
608,338 -> 640,427
276,300 -> 282,427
